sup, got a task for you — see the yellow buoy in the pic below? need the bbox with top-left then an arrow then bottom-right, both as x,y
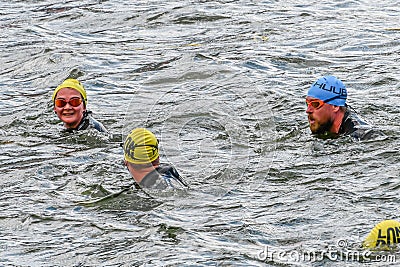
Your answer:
363,220 -> 400,249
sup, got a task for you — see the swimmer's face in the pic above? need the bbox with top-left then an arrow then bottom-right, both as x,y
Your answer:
53,88 -> 86,129
306,97 -> 334,134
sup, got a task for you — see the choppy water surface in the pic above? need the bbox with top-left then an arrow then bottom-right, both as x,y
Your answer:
1,1 -> 399,266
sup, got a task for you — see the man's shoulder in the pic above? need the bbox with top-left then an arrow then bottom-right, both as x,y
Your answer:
340,108 -> 384,140
139,163 -> 188,190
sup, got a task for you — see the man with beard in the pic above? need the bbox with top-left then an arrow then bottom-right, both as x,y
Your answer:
306,75 -> 375,140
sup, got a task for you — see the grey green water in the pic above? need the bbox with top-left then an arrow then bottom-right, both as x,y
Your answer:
0,1 -> 399,266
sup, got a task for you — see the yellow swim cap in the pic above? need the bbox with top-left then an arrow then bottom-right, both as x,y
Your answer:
123,128 -> 159,164
363,220 -> 400,249
52,78 -> 87,107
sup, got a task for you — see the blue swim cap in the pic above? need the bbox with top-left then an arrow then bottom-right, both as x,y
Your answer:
307,76 -> 347,106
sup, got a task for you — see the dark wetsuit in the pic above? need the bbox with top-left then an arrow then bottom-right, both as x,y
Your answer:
66,111 -> 108,133
318,107 -> 383,140
137,163 -> 188,190
338,108 -> 385,140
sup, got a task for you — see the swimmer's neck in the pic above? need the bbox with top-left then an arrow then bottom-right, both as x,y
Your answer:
129,165 -> 158,183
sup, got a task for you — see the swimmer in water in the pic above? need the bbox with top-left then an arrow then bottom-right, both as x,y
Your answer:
305,75 -> 379,140
52,78 -> 108,133
123,128 -> 188,190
